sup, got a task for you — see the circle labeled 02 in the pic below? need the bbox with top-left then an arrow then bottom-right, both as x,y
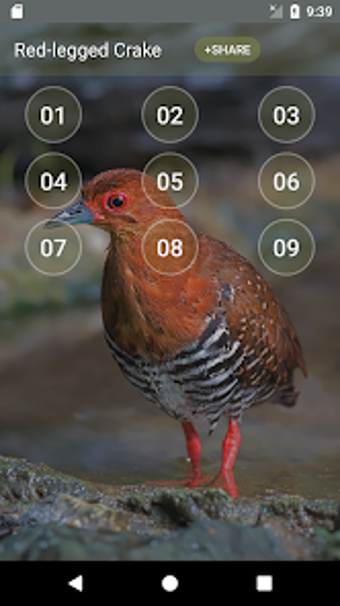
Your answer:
142,219 -> 198,275
258,153 -> 315,209
25,86 -> 82,143
258,219 -> 315,277
142,153 -> 199,209
142,86 -> 199,143
258,86 -> 315,143
25,152 -> 82,209
25,220 -> 82,276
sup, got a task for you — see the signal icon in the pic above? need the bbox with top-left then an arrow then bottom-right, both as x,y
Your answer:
269,4 -> 283,19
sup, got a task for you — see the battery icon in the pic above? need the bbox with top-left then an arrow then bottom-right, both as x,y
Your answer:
290,4 -> 300,19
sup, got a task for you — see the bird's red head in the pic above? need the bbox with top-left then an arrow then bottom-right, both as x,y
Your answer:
46,168 -> 181,238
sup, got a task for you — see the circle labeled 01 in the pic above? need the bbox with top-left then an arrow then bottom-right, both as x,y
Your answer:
258,86 -> 315,143
142,219 -> 198,275
143,153 -> 199,209
142,86 -> 199,143
25,86 -> 82,143
25,220 -> 82,276
258,219 -> 315,276
25,152 -> 82,209
258,153 -> 315,209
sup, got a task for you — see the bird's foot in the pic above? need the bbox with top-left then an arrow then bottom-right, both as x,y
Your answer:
204,469 -> 239,498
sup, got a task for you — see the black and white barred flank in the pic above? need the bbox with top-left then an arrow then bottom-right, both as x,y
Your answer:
104,315 -> 288,431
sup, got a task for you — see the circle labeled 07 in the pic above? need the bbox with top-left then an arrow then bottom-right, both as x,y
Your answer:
25,152 -> 82,209
142,86 -> 199,143
25,220 -> 82,276
25,86 -> 82,143
258,153 -> 315,209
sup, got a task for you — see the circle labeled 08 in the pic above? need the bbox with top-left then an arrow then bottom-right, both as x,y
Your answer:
258,153 -> 315,209
143,153 -> 199,209
25,86 -> 82,143
142,219 -> 198,275
258,86 -> 315,143
142,86 -> 199,143
25,152 -> 82,209
25,220 -> 82,276
258,219 -> 315,276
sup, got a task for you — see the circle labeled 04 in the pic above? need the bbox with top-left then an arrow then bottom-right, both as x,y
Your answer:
142,153 -> 199,209
142,219 -> 198,275
258,219 -> 315,277
142,86 -> 199,143
25,86 -> 82,143
258,153 -> 315,209
25,220 -> 82,276
25,152 -> 82,209
258,86 -> 315,143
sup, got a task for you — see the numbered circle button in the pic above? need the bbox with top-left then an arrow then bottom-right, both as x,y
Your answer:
142,86 -> 198,143
258,219 -> 315,276
25,220 -> 82,276
142,219 -> 198,275
258,153 -> 315,209
25,86 -> 82,143
143,153 -> 198,209
25,152 -> 82,209
258,86 -> 315,143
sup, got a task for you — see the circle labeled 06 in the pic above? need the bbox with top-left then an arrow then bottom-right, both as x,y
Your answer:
25,220 -> 82,276
142,153 -> 199,209
25,86 -> 82,143
258,153 -> 315,209
142,86 -> 199,143
25,152 -> 82,209
142,219 -> 198,275
258,219 -> 315,276
258,86 -> 315,143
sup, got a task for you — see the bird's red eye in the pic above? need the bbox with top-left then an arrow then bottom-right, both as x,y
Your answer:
103,192 -> 129,212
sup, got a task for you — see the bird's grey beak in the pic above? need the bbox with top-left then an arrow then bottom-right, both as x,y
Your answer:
45,199 -> 94,229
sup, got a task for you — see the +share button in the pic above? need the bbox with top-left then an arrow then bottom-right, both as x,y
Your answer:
195,37 -> 260,62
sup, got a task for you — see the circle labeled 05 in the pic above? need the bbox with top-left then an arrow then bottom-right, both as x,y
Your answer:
258,86 -> 315,143
142,219 -> 198,275
142,86 -> 199,143
25,152 -> 82,209
25,220 -> 82,276
258,153 -> 315,209
25,86 -> 82,143
258,219 -> 315,276
142,153 -> 199,209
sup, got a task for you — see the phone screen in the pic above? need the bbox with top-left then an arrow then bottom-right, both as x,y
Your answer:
0,0 -> 338,575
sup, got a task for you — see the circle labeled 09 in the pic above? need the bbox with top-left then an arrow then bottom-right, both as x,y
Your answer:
142,153 -> 199,209
142,86 -> 199,143
258,219 -> 315,276
258,86 -> 315,143
258,153 -> 315,209
25,86 -> 82,143
25,152 -> 82,209
25,220 -> 82,276
142,219 -> 198,275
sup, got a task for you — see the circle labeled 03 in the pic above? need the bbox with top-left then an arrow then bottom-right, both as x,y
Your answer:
142,219 -> 198,275
142,86 -> 199,143
258,86 -> 315,143
258,219 -> 315,276
258,153 -> 315,209
25,220 -> 82,276
142,153 -> 199,209
25,86 -> 82,143
25,152 -> 82,209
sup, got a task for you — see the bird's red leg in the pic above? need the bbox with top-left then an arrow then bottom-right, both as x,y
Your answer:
209,419 -> 241,497
181,420 -> 202,488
